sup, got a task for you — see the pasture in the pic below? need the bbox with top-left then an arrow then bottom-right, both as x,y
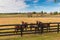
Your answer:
0,14 -> 60,40
0,32 -> 60,40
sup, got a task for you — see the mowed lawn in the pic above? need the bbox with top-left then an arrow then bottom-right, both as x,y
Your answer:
0,17 -> 60,40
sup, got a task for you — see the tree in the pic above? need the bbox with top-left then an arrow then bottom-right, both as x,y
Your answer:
44,12 -> 47,14
40,11 -> 44,16
32,12 -> 36,14
53,11 -> 58,15
41,11 -> 44,14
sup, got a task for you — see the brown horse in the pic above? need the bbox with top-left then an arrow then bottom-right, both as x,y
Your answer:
36,21 -> 49,33
15,25 -> 21,33
42,23 -> 50,32
15,22 -> 28,34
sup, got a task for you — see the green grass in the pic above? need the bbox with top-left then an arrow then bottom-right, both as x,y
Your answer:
0,32 -> 60,40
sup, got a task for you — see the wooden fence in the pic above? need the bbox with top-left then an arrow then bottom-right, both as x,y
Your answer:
0,22 -> 60,37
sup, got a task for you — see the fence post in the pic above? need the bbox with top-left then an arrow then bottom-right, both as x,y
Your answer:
57,23 -> 59,33
21,25 -> 23,37
48,23 -> 50,32
40,26 -> 43,34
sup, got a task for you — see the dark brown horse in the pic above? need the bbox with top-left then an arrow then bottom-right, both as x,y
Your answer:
38,23 -> 50,33
36,21 -> 49,33
15,22 -> 28,33
15,25 -> 21,33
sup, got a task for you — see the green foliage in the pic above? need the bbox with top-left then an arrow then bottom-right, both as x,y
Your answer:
40,11 -> 43,14
44,12 -> 47,14
53,11 -> 58,15
32,12 -> 36,14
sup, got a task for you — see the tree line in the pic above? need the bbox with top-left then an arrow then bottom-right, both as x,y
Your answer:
0,11 -> 59,15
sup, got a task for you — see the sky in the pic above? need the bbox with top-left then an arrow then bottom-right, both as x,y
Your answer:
0,0 -> 60,13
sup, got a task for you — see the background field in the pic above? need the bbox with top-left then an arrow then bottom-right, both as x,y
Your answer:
0,17 -> 60,24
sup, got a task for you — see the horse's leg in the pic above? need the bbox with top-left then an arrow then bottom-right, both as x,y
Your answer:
21,27 -> 24,32
45,24 -> 48,32
15,29 -> 18,34
40,27 -> 44,34
36,27 -> 39,33
25,27 -> 27,31
35,27 -> 37,34
30,27 -> 32,31
37,27 -> 40,32
46,24 -> 50,32
47,26 -> 49,32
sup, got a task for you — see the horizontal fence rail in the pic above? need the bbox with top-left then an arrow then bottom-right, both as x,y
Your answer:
0,22 -> 60,37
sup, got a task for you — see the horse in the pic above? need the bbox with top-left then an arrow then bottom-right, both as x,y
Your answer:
38,23 -> 50,33
36,21 -> 49,33
15,25 -> 21,33
42,23 -> 50,32
15,22 -> 28,34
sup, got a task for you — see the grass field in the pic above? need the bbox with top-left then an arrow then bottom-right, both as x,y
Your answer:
0,17 -> 60,24
0,32 -> 60,40
0,15 -> 60,40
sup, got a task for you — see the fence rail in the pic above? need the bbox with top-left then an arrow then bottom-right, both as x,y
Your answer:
0,22 -> 60,37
